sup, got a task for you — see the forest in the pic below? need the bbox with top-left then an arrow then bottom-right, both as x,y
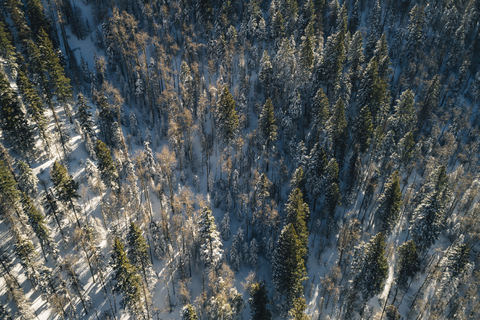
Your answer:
1,0 -> 480,319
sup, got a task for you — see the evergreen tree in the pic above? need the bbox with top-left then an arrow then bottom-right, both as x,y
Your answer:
0,70 -> 36,161
357,58 -> 388,124
288,297 -> 311,320
50,160 -> 81,228
347,30 -> 364,91
94,139 -> 119,189
352,232 -> 388,302
76,93 -> 95,139
259,51 -> 274,96
311,88 -> 330,137
127,222 -> 152,284
353,106 -> 374,153
16,69 -> 49,148
306,143 -> 327,210
111,238 -> 145,317
329,97 -> 347,161
17,161 -> 38,198
410,166 -> 450,252
22,192 -> 57,261
375,171 -> 402,233
395,240 -> 420,293
0,19 -> 16,64
0,160 -> 21,216
258,98 -> 278,156
285,188 -> 309,253
324,158 -> 341,220
388,90 -> 415,143
249,281 -> 272,320
37,28 -> 73,122
199,207 -> 223,268
181,304 -> 199,320
272,223 -> 307,312
216,86 -> 239,147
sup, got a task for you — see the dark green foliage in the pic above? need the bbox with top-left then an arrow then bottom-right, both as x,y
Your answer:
127,222 -> 151,281
50,161 -> 81,228
285,188 -> 309,252
354,106 -> 374,153
396,240 -> 420,291
324,158 -> 341,220
249,281 -> 272,320
353,232 -> 388,301
22,192 -> 57,260
272,224 -> 307,312
111,238 -> 144,317
76,93 -> 95,139
16,69 -> 49,146
0,19 -> 16,63
94,139 -> 118,189
258,98 -> 277,153
0,160 -> 21,212
376,171 -> 402,233
330,98 -> 347,161
181,304 -> 199,320
216,86 -> 239,146
0,70 -> 36,160
311,88 -> 330,136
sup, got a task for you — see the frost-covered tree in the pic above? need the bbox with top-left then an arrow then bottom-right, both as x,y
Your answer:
181,304 -> 199,320
249,281 -> 272,320
352,232 -> 388,302
95,139 -> 119,189
76,93 -> 95,139
199,207 -> 223,268
375,171 -> 402,233
220,212 -> 231,241
51,161 -> 81,228
272,223 -> 307,312
216,87 -> 239,147
17,161 -> 38,198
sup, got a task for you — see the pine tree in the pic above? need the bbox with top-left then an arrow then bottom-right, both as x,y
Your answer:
37,28 -> 73,122
17,161 -> 38,198
0,69 -> 36,161
288,297 -> 311,320
50,160 -> 81,228
199,207 -> 223,268
95,139 -> 119,189
311,88 -> 330,137
181,304 -> 199,320
353,106 -> 374,153
388,90 -> 415,143
357,58 -> 388,124
16,69 -> 49,148
259,51 -> 274,96
394,240 -> 420,296
127,222 -> 152,284
375,171 -> 402,233
272,223 -> 307,312
329,97 -> 347,161
0,19 -> 16,64
258,98 -> 277,156
410,166 -> 450,252
306,144 -> 327,211
347,30 -> 364,91
353,232 -> 388,302
216,86 -> 239,147
249,281 -> 272,320
285,188 -> 309,253
324,158 -> 341,221
22,192 -> 57,261
111,238 -> 145,318
0,160 -> 21,216
76,93 -> 95,139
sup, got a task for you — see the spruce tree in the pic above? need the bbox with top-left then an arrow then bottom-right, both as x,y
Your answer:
216,86 -> 239,146
17,161 -> 38,198
288,297 -> 311,320
95,139 -> 119,189
324,158 -> 341,221
249,281 -> 272,320
394,240 -> 420,297
354,106 -> 374,153
329,97 -> 347,161
258,98 -> 277,156
181,304 -> 199,320
111,238 -> 145,318
199,207 -> 223,268
272,223 -> 307,312
353,232 -> 388,302
375,171 -> 402,233
50,161 -> 81,228
0,160 -> 21,215
311,88 -> 330,137
285,188 -> 309,253
22,192 -> 57,261
0,70 -> 36,161
127,222 -> 152,284
76,93 -> 95,139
